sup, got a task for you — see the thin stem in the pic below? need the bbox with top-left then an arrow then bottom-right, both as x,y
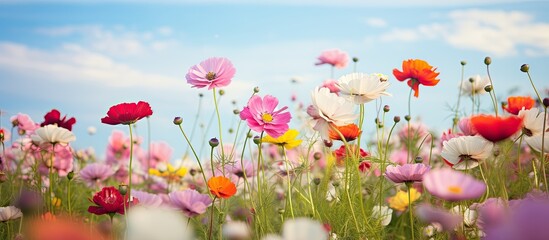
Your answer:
407,184 -> 415,240
210,146 -> 216,177
128,125 -> 134,198
212,88 -> 225,159
525,71 -> 547,191
146,117 -> 151,190
68,179 -> 72,216
177,125 -> 209,187
48,143 -> 56,213
454,64 -> 465,131
407,87 -> 413,163
380,122 -> 398,207
281,146 -> 295,218
208,197 -> 217,240
486,65 -> 498,116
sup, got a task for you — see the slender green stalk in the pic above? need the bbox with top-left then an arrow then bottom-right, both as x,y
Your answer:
407,87 -> 413,163
210,146 -> 216,177
207,197 -> 217,240
212,88 -> 225,159
485,65 -> 499,116
48,143 -> 55,213
281,146 -> 295,218
525,71 -> 547,191
453,63 -> 465,131
407,183 -> 415,240
178,125 -> 209,186
67,179 -> 72,216
128,125 -> 134,198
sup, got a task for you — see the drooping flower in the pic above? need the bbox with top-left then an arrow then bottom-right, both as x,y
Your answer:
336,72 -> 391,104
239,95 -> 291,138
423,168 -> 486,201
169,189 -> 212,217
315,49 -> 349,69
307,87 -> 358,140
40,109 -> 76,131
372,205 -> 393,226
503,96 -> 536,115
470,115 -> 522,142
186,57 -> 236,89
262,129 -> 302,149
384,163 -> 431,183
441,135 -> 493,170
388,188 -> 421,212
0,206 -> 23,222
393,59 -> 440,97
461,75 -> 490,96
208,176 -> 237,199
132,190 -> 163,208
78,163 -> 115,187
31,125 -> 76,146
88,186 -> 138,216
101,101 -> 153,125
415,203 -> 463,232
519,108 -> 547,137
328,123 -> 361,142
127,206 -> 194,240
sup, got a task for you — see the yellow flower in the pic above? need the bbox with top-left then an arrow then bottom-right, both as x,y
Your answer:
262,129 -> 303,149
388,188 -> 420,211
149,163 -> 188,179
51,197 -> 61,208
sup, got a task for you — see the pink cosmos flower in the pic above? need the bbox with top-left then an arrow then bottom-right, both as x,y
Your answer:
186,57 -> 236,89
458,117 -> 478,136
10,113 -> 38,134
239,95 -> 291,138
471,198 -> 506,230
78,163 -> 115,187
140,141 -> 172,169
321,79 -> 340,94
38,145 -> 74,177
169,189 -> 212,218
384,163 -> 430,183
389,148 -> 408,165
132,190 -> 163,207
423,168 -> 486,201
227,159 -> 256,178
415,203 -> 463,232
315,49 -> 349,69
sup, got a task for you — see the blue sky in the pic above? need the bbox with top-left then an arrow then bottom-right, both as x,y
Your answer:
1,0 -> 549,159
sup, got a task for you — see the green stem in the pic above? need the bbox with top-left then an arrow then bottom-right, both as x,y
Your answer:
128,125 -> 134,198
281,146 -> 295,218
48,143 -> 55,213
380,122 -> 398,207
486,65 -> 498,116
68,179 -> 72,216
454,64 -> 465,131
407,184 -> 415,240
525,71 -> 547,191
407,87 -> 413,163
212,88 -> 225,161
177,125 -> 209,187
208,197 -> 217,240
210,146 -> 216,177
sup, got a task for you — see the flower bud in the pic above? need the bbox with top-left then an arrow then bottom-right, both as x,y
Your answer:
332,181 -> 340,187
198,93 -> 204,98
520,64 -> 529,73
460,60 -> 467,66
404,115 -> 411,121
228,128 -> 234,134
383,105 -> 390,112
323,140 -> 333,148
414,156 -> 423,163
173,117 -> 183,125
374,118 -> 380,124
253,136 -> 261,145
484,85 -> 493,92
219,89 -> 225,95
247,132 -> 253,138
253,86 -> 260,93
189,169 -> 197,176
313,178 -> 321,185
67,171 -> 75,181
378,123 -> 384,129
209,138 -> 219,147
469,77 -> 475,83
543,98 -> 549,108
484,56 -> 491,65
233,109 -> 240,115
119,184 -> 128,196
394,116 -> 401,123
313,152 -> 322,160
278,208 -> 285,214
352,57 -> 359,63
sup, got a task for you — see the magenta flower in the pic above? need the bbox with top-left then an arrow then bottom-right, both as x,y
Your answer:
315,49 -> 349,69
423,168 -> 486,201
415,203 -> 462,231
169,189 -> 212,218
384,163 -> 430,183
79,163 -> 115,187
186,57 -> 236,89
132,190 -> 163,207
239,95 -> 291,138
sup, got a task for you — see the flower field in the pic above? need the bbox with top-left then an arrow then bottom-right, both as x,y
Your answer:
1,50 -> 549,240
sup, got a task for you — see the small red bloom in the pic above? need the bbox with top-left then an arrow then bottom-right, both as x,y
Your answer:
208,176 -> 237,199
41,109 -> 76,131
333,145 -> 369,166
87,186 -> 138,216
358,161 -> 372,173
470,115 -> 522,142
101,101 -> 153,125
503,96 -> 536,115
329,124 -> 361,142
393,59 -> 440,98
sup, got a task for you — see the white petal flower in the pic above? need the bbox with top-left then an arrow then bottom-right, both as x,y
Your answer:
441,135 -> 493,170
372,205 -> 393,226
336,73 -> 391,104
282,218 -> 329,240
451,205 -> 477,227
519,108 -> 547,137
31,125 -> 76,146
223,221 -> 251,240
460,75 -> 490,96
525,134 -> 549,153
127,206 -> 194,240
308,87 -> 358,140
0,206 -> 23,222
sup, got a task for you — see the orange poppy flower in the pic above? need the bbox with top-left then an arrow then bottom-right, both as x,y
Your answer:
208,176 -> 237,199
503,96 -> 536,115
393,59 -> 440,97
470,115 -> 522,142
329,124 -> 362,142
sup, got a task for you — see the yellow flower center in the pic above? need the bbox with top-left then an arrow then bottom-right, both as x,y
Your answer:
448,186 -> 463,194
206,72 -> 217,81
262,113 -> 273,123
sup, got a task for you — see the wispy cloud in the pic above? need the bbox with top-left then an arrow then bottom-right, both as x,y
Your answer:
379,9 -> 549,56
365,18 -> 388,28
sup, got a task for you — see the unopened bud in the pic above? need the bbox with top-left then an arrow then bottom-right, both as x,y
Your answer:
313,152 -> 322,160
119,184 -> 128,196
233,109 -> 240,115
484,57 -> 492,65
313,178 -> 321,185
247,132 -> 253,138
228,128 -> 234,134
460,60 -> 467,66
543,98 -> 549,108
520,64 -> 529,73
253,87 -> 260,93
374,118 -> 380,125
484,85 -> 493,92
323,140 -> 333,148
332,181 -> 340,187
414,156 -> 423,163
173,117 -> 183,125
394,116 -> 401,123
253,136 -> 261,145
278,208 -> 285,214
378,123 -> 384,129
352,57 -> 359,63
469,77 -> 475,83
218,89 -> 225,95
67,171 -> 75,181
198,93 -> 204,98
404,115 -> 411,121
189,169 -> 197,176
383,105 -> 390,112
209,138 -> 219,147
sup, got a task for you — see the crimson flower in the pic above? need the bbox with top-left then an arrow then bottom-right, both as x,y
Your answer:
393,59 -> 440,97
101,101 -> 153,125
41,109 -> 76,131
88,186 -> 138,215
470,115 -> 522,142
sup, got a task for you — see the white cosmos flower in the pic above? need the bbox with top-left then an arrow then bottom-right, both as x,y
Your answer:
372,205 -> 393,226
222,221 -> 251,240
451,205 -> 477,227
519,108 -> 547,137
441,135 -> 493,170
525,134 -> 549,153
127,206 -> 194,240
0,206 -> 23,222
336,72 -> 391,104
31,125 -> 76,146
460,75 -> 490,96
283,218 -> 329,240
307,87 -> 358,140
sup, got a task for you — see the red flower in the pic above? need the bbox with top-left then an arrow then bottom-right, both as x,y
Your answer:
393,59 -> 440,98
333,145 -> 369,166
329,124 -> 361,142
503,96 -> 536,115
87,186 -> 138,216
470,115 -> 522,142
41,109 -> 76,131
358,161 -> 372,173
101,101 -> 153,125
208,176 -> 237,199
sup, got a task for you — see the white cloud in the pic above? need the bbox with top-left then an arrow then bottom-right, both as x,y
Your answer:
379,9 -> 549,56
365,18 -> 388,28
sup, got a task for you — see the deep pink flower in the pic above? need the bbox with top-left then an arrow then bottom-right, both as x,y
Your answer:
239,95 -> 291,138
101,101 -> 153,125
40,109 -> 76,131
315,49 -> 349,69
78,163 -> 115,187
10,113 -> 38,134
186,57 -> 236,89
423,168 -> 486,201
169,189 -> 212,217
384,163 -> 430,183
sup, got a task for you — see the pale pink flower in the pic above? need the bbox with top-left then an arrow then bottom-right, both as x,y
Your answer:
169,189 -> 212,218
458,117 -> 478,136
423,168 -> 486,201
321,79 -> 340,94
132,190 -> 163,207
186,57 -> 236,89
140,141 -> 173,169
38,144 -> 74,177
384,163 -> 430,183
10,113 -> 38,134
78,163 -> 115,187
239,95 -> 291,138
315,49 -> 349,69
